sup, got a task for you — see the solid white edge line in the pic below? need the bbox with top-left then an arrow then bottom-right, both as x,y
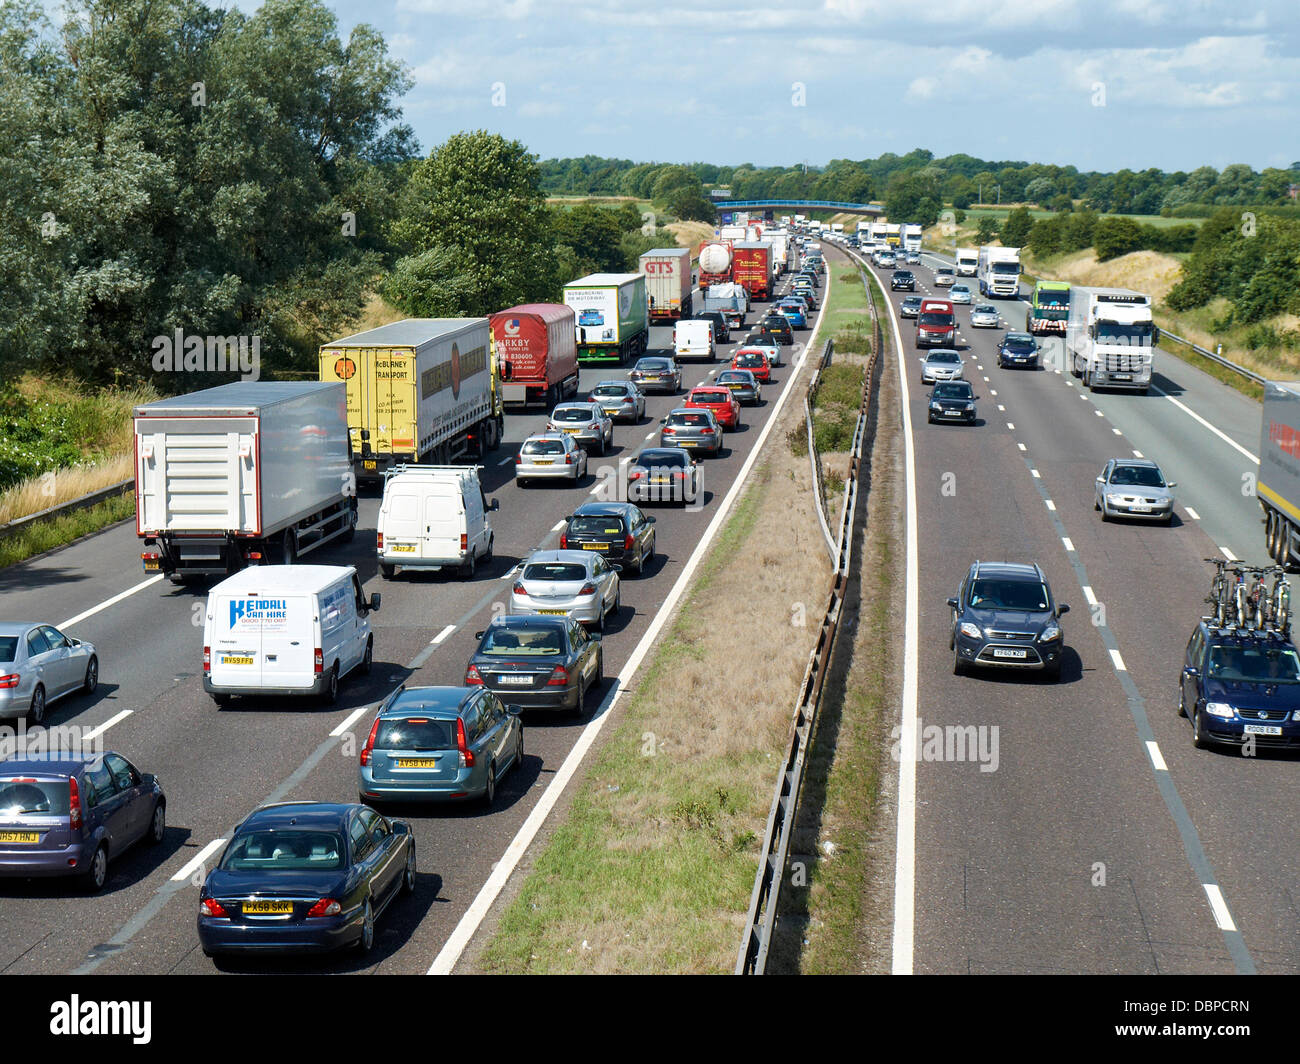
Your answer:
171,837 -> 227,882
432,624 -> 457,645
80,710 -> 133,743
330,705 -> 370,738
1203,884 -> 1238,932
1145,741 -> 1168,772
551,520 -> 565,532
58,575 -> 165,630
427,260 -> 832,976
1153,386 -> 1260,466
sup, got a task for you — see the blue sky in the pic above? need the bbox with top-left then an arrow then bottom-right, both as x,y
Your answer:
156,1 -> 1300,171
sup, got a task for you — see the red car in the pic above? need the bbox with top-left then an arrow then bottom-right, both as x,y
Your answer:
731,348 -> 772,383
685,386 -> 740,430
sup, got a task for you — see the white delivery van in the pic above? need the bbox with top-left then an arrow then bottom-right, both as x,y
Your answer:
673,319 -> 715,362
376,465 -> 498,579
203,565 -> 379,705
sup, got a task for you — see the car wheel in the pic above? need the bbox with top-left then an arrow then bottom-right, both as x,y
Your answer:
484,535 -> 493,562
572,680 -> 587,718
594,649 -> 604,690
1192,707 -> 1210,749
952,642 -> 966,676
596,603 -> 607,635
147,802 -> 166,845
401,844 -> 417,895
360,637 -> 373,676
356,898 -> 375,954
83,844 -> 108,894
482,763 -> 497,807
28,685 -> 46,726
514,727 -> 525,772
380,563 -> 395,580
1094,495 -> 1101,511
321,665 -> 339,706
83,656 -> 98,695
1100,503 -> 1110,522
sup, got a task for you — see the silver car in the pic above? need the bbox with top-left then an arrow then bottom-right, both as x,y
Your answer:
629,357 -> 681,395
715,369 -> 762,406
970,304 -> 1000,328
509,550 -> 621,631
0,624 -> 98,724
515,432 -> 587,486
660,408 -> 723,456
1095,458 -> 1177,523
921,349 -> 965,384
935,267 -> 955,287
588,380 -> 645,423
900,296 -> 923,319
949,284 -> 973,304
547,402 -> 614,456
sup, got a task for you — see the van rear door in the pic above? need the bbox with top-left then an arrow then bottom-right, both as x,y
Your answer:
210,592 -> 308,689
380,487 -> 423,556
423,486 -> 464,562
253,595 -> 314,690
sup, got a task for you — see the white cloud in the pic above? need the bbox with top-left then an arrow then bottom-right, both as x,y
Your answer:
905,77 -> 938,101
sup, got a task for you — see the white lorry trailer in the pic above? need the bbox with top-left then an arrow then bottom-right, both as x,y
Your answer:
1065,287 -> 1158,393
977,246 -> 1022,298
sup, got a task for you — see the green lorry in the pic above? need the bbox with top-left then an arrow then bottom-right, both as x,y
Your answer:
1026,280 -> 1071,335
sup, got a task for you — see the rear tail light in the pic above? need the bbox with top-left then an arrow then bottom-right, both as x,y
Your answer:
200,898 -> 229,918
675,472 -> 687,479
307,898 -> 341,918
579,583 -> 597,596
623,534 -> 633,551
662,426 -> 675,434
515,454 -> 522,465
560,534 -> 568,549
513,583 -> 527,595
69,777 -> 82,830
589,423 -> 599,430
202,647 -> 210,673
376,532 -> 384,550
359,716 -> 380,766
140,551 -> 159,562
623,397 -> 633,404
546,665 -> 569,687
460,533 -> 468,552
465,664 -> 484,685
701,428 -> 715,435
314,649 -> 323,674
0,673 -> 19,689
564,453 -> 574,465
457,717 -> 476,767
628,470 -> 643,480
244,551 -> 263,562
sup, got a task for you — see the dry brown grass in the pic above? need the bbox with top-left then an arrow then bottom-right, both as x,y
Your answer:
665,220 -> 715,250
0,454 -> 134,526
353,292 -> 405,332
1024,248 -> 1184,303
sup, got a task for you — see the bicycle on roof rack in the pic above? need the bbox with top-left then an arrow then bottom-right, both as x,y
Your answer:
1203,558 -> 1290,635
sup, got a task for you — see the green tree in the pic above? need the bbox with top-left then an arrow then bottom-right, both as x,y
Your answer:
884,170 -> 941,227
1024,177 -> 1054,204
1092,216 -> 1144,261
666,186 -> 715,222
975,217 -> 999,243
550,204 -> 626,275
1000,206 -> 1033,246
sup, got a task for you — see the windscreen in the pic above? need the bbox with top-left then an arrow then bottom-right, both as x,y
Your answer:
668,412 -> 711,427
1096,322 -> 1156,346
735,354 -> 765,368
570,516 -> 625,536
928,351 -> 960,364
637,359 -> 670,372
523,439 -> 565,455
1207,646 -> 1300,684
969,580 -> 1050,612
592,385 -> 628,398
552,407 -> 595,422
636,450 -> 685,468
1110,466 -> 1165,488
220,830 -> 345,871
933,383 -> 972,399
691,391 -> 730,403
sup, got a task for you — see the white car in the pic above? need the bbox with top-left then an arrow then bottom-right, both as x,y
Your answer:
515,432 -> 587,486
970,304 -> 1000,328
921,349 -> 965,385
949,284 -> 973,304
935,268 -> 955,287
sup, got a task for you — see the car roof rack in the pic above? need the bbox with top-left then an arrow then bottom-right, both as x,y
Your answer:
385,463 -> 484,479
1201,616 -> 1293,640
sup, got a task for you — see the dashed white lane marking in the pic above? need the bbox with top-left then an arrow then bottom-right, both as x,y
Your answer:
59,575 -> 165,630
1146,741 -> 1168,772
1109,648 -> 1127,671
645,432 -> 657,440
172,837 -> 227,882
1043,497 -> 1053,507
497,455 -> 515,466
997,405 -> 1005,412
990,390 -> 997,396
1204,885 -> 1238,932
330,705 -> 371,738
1007,423 -> 1015,430
1017,443 -> 1026,451
1186,507 -> 1201,521
1061,536 -> 1074,552
551,520 -> 565,531
1112,428 -> 1123,436
81,710 -> 133,743
1095,410 -> 1105,417
1133,450 -> 1144,458
1082,585 -> 1098,606
432,624 -> 457,645
1220,545 -> 1237,561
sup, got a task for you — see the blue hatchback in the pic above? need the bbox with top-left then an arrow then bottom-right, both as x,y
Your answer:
359,686 -> 523,806
776,302 -> 807,329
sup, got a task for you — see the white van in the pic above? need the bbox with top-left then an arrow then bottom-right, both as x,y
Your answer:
673,318 -> 715,362
376,465 -> 498,579
203,564 -> 379,705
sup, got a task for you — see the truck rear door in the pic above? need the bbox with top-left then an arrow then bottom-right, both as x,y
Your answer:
136,416 -> 258,533
256,595 -> 315,690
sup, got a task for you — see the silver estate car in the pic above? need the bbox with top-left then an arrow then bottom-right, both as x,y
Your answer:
509,550 -> 621,630
921,349 -> 965,385
1095,458 -> 1177,523
0,624 -> 98,724
546,402 -> 614,456
970,304 -> 1000,328
515,432 -> 587,486
588,380 -> 646,423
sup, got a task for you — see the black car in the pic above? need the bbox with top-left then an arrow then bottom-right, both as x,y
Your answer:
694,312 -> 731,344
755,316 -> 794,346
927,381 -> 978,425
948,562 -> 1069,680
1179,622 -> 1300,749
998,332 -> 1039,369
626,447 -> 702,506
561,502 -> 657,575
197,801 -> 415,959
900,296 -> 923,318
467,616 -> 603,715
891,270 -> 916,292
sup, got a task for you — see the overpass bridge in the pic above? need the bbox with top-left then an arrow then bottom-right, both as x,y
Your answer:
715,199 -> 884,217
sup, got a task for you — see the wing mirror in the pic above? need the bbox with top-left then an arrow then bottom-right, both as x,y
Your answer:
490,498 -> 500,512
946,597 -> 959,609
506,704 -> 523,717
368,593 -> 382,612
1057,604 -> 1070,615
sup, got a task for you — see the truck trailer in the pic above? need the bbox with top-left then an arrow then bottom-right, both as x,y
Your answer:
489,304 -> 580,409
639,248 -> 693,323
697,241 -> 733,288
1065,287 -> 1157,393
1259,382 -> 1300,566
563,273 -> 649,366
977,246 -> 1022,298
700,283 -> 749,331
135,381 -> 357,582
732,241 -> 774,301
319,318 -> 503,483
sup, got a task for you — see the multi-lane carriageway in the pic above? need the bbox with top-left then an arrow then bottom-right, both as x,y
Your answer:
0,268 -> 827,975
871,246 -> 1299,974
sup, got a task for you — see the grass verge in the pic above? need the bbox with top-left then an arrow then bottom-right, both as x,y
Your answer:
0,493 -> 136,569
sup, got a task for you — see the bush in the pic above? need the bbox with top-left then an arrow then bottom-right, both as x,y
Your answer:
833,321 -> 873,356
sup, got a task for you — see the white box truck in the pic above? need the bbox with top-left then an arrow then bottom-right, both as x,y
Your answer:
375,465 -> 497,580
136,382 -> 357,582
1066,287 -> 1157,393
639,248 -> 693,323
767,232 -> 790,274
977,246 -> 1022,298
956,248 -> 979,275
562,273 -> 649,366
902,224 -> 923,253
203,564 -> 379,705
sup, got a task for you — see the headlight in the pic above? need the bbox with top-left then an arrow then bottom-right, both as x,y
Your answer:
1204,702 -> 1235,719
930,401 -> 942,410
959,622 -> 982,640
1106,494 -> 1127,505
1293,710 -> 1300,722
1040,623 -> 1061,642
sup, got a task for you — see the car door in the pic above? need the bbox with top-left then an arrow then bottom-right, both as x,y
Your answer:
350,574 -> 371,673
1182,629 -> 1206,712
104,753 -> 148,845
40,626 -> 81,695
1097,461 -> 1114,506
24,628 -> 60,699
569,621 -> 595,687
590,556 -> 612,612
85,758 -> 129,853
360,809 -> 401,905
480,693 -> 512,775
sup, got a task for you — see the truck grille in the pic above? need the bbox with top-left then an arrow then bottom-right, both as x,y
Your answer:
1105,353 -> 1149,373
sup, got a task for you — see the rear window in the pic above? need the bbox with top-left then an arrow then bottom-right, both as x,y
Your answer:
220,830 -> 345,871
523,439 -> 565,455
636,450 -> 685,468
0,778 -> 70,816
691,391 -> 730,403
636,360 -> 670,371
0,637 -> 16,664
480,626 -> 564,656
374,718 -> 456,751
668,412 -> 710,427
522,562 -> 588,582
552,407 -> 593,422
571,516 -> 626,536
592,385 -> 628,397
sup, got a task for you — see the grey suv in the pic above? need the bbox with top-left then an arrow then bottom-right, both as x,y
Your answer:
948,562 -> 1069,680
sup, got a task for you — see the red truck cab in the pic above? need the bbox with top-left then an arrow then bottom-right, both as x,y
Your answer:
916,299 -> 956,349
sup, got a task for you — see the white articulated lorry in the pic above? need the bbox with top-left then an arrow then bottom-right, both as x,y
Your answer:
1066,287 -> 1158,393
977,245 -> 1021,298
136,381 -> 357,582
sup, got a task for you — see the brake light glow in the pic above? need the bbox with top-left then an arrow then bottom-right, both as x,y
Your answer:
513,583 -> 527,595
200,898 -> 229,918
623,534 -> 633,551
560,534 -> 568,548
628,471 -> 643,480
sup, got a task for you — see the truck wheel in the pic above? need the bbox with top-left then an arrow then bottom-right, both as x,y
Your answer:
280,530 -> 297,565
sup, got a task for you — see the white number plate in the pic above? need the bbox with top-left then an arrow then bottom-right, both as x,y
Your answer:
1243,724 -> 1282,736
1129,506 -> 1151,513
497,675 -> 532,686
993,648 -> 1028,659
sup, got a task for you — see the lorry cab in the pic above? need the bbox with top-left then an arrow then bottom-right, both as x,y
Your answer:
673,319 -> 715,362
916,299 -> 957,349
203,565 -> 379,705
376,466 -> 498,580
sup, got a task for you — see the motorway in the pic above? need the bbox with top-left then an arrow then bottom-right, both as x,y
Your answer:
0,268 -> 824,975
866,245 -> 1299,974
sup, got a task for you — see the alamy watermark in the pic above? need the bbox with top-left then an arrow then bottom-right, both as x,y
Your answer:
0,720 -> 105,761
151,330 -> 261,380
890,717 -> 1000,772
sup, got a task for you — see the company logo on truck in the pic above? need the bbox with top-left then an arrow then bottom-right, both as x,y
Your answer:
333,355 -> 356,380
228,598 -> 289,630
504,318 -> 521,336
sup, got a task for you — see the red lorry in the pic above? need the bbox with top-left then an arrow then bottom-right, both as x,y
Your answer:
732,241 -> 773,301
489,304 -> 581,408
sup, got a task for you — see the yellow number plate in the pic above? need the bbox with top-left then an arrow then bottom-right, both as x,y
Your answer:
363,460 -> 378,470
538,609 -> 569,615
582,542 -> 608,550
532,459 -> 553,465
563,428 -> 581,434
391,544 -> 416,552
222,656 -> 253,665
143,560 -> 159,571
243,900 -> 294,915
0,831 -> 39,844
397,758 -> 437,769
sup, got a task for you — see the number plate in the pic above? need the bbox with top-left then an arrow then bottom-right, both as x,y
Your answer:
1129,506 -> 1151,513
532,459 -> 553,465
397,758 -> 438,768
652,476 -> 671,484
222,656 -> 254,665
563,428 -> 581,434
1113,374 -> 1132,381
497,675 -> 532,685
582,542 -> 608,550
537,609 -> 569,616
992,648 -> 1028,659
143,560 -> 159,571
391,544 -> 416,552
243,900 -> 293,915
363,460 -> 377,470
1243,724 -> 1282,736
0,831 -> 39,844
